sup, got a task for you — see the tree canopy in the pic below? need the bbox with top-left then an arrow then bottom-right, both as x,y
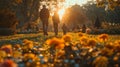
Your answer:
96,0 -> 120,10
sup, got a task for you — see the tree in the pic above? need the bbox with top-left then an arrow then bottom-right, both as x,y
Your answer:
94,16 -> 101,29
15,0 -> 41,28
62,5 -> 88,30
83,1 -> 106,24
96,0 -> 120,10
0,9 -> 18,35
105,7 -> 120,23
0,0 -> 22,10
83,1 -> 120,24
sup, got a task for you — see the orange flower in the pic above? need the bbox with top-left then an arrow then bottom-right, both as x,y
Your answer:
87,39 -> 97,47
24,53 -> 35,60
56,50 -> 65,57
26,42 -> 33,49
114,40 -> 120,45
1,60 -> 17,67
0,51 -> 7,58
78,32 -> 84,37
23,39 -> 29,43
14,44 -> 21,49
105,43 -> 114,49
80,36 -> 88,46
13,51 -> 22,58
114,44 -> 120,52
93,56 -> 108,67
55,43 -> 65,49
46,38 -> 64,49
46,37 -> 65,49
98,34 -> 109,42
113,56 -> 119,62
101,48 -> 113,57
23,39 -> 33,49
62,34 -> 72,42
1,45 -> 12,54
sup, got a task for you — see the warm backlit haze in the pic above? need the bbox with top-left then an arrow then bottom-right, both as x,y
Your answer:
57,0 -> 90,20
40,0 -> 92,20
63,0 -> 89,7
58,8 -> 65,20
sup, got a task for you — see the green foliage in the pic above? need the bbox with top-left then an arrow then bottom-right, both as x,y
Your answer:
15,0 -> 40,28
105,7 -> 120,23
94,17 -> 101,29
83,2 -> 106,23
96,0 -> 120,10
83,1 -> 120,24
0,0 -> 41,29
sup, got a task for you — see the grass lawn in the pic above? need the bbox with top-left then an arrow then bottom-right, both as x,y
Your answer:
0,32 -> 120,45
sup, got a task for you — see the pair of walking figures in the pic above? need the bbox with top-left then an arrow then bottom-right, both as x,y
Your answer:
40,5 -> 67,36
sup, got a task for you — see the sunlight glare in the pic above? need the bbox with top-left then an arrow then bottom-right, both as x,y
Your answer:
58,8 -> 65,20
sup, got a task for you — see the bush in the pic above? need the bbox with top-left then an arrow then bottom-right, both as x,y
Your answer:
91,29 -> 120,34
0,28 -> 15,35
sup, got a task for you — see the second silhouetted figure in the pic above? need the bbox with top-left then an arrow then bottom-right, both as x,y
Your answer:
52,9 -> 60,36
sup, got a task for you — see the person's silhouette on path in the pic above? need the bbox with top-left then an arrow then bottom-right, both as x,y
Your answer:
40,5 -> 50,35
62,23 -> 68,35
52,9 -> 60,36
82,24 -> 86,33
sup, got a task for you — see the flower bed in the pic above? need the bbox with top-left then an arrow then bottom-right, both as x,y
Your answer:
0,33 -> 120,67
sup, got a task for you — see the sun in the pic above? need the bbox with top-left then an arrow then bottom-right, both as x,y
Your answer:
50,0 -> 89,20
56,0 -> 88,20
58,8 -> 65,20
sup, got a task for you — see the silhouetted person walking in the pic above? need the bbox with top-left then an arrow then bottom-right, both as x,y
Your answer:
82,24 -> 86,33
40,5 -> 50,35
52,9 -> 60,36
62,23 -> 67,35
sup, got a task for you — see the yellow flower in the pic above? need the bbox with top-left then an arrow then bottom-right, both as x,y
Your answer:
101,48 -> 113,57
24,53 -> 35,60
0,51 -> 7,58
114,44 -> 120,52
23,39 -> 33,49
80,36 -> 89,46
114,40 -> 120,45
62,34 -> 72,42
98,34 -> 109,42
14,44 -> 20,49
46,37 -> 65,49
78,32 -> 84,37
105,43 -> 114,49
93,56 -> 108,67
13,51 -> 22,58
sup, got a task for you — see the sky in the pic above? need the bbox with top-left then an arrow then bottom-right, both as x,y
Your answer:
63,0 -> 89,7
